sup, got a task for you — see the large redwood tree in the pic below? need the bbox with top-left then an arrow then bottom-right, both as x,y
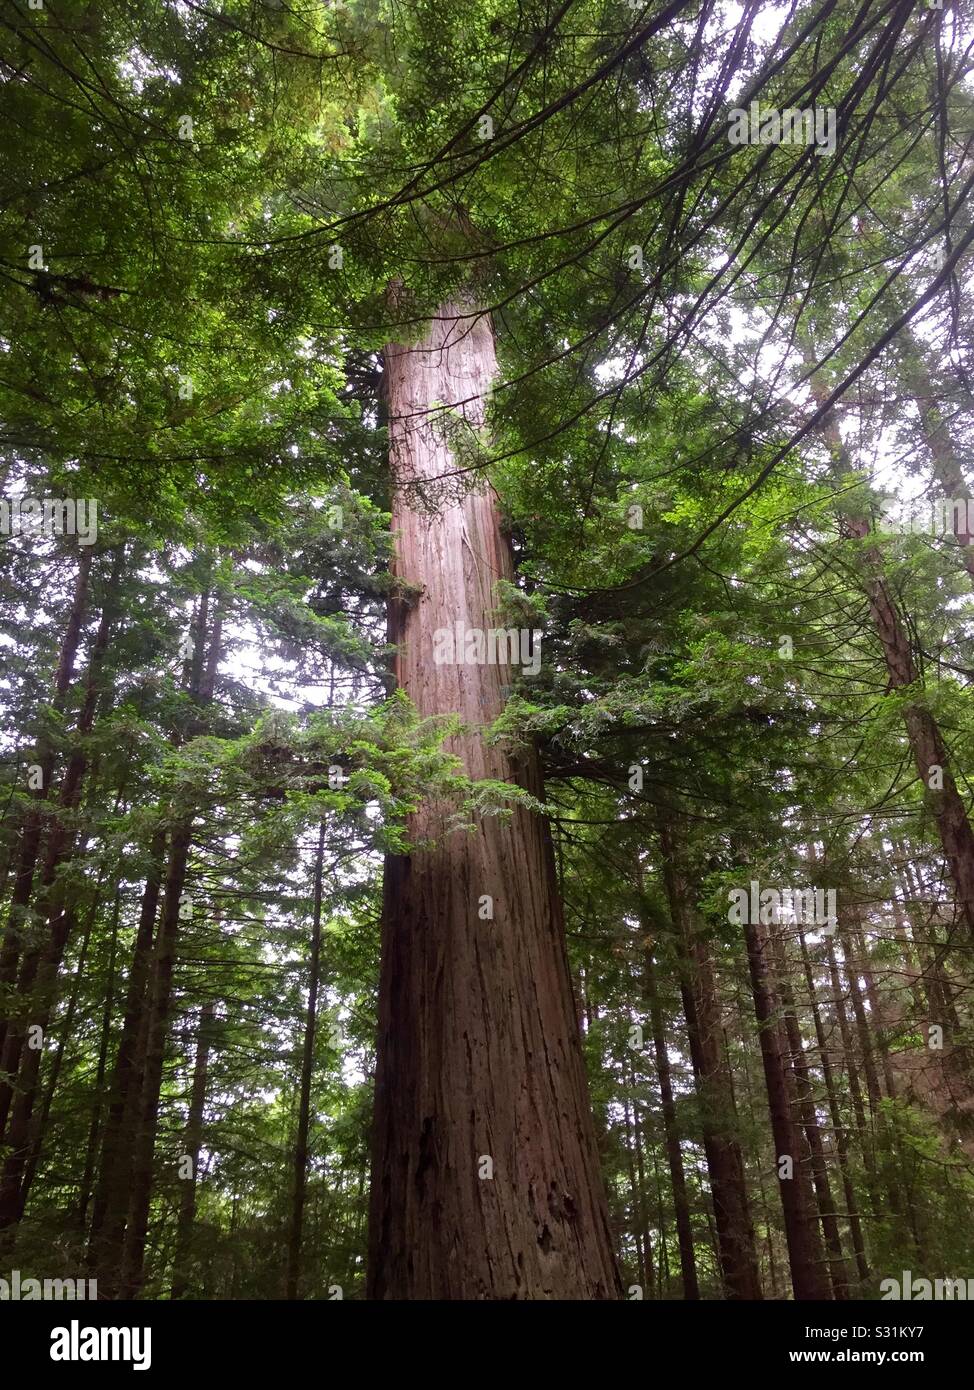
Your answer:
366,296 -> 621,1299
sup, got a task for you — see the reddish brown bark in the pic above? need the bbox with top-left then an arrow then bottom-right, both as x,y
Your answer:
0,559 -> 118,1206
17,876 -> 116,1224
366,296 -> 620,1300
117,595 -> 222,1299
743,914 -> 832,1300
771,926 -> 849,1298
658,821 -> 762,1299
808,369 -> 974,942
643,943 -> 700,1299
859,587 -> 974,943
86,828 -> 165,1256
115,820 -> 194,1297
0,549 -> 92,1087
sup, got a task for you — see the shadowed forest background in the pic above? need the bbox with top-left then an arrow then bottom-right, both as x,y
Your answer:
1,0 -> 974,1301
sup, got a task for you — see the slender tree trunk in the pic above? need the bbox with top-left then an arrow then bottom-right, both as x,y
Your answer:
771,925 -> 849,1298
18,878 -> 116,1221
0,561 -> 118,1211
622,1092 -> 648,1294
643,943 -> 700,1298
825,936 -> 881,1215
742,913 -> 832,1300
808,367 -> 974,940
629,1061 -> 654,1296
837,920 -> 883,1113
898,331 -> 974,580
847,915 -> 897,1101
0,549 -> 92,1099
170,1001 -> 214,1300
735,986 -> 781,1297
902,856 -> 960,1032
898,857 -> 941,1019
285,822 -> 326,1301
86,828 -> 166,1250
118,820 -> 195,1297
884,853 -> 929,1019
651,1146 -> 670,1294
366,293 -> 620,1300
798,930 -> 869,1283
658,820 -> 762,1298
118,593 -> 222,1298
76,872 -> 130,1231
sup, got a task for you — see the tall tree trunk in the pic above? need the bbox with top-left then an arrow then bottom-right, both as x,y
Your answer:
0,549 -> 92,1087
651,1145 -> 670,1294
837,918 -> 884,1113
621,1090 -> 649,1294
846,914 -> 897,1101
658,820 -> 762,1298
86,828 -> 166,1251
798,930 -> 869,1283
742,913 -> 832,1300
824,935 -> 881,1215
901,855 -> 960,1032
771,924 -> 849,1298
808,367 -> 974,941
642,942 -> 700,1298
733,983 -> 781,1295
898,330 -> 974,580
76,874 -> 126,1231
117,592 -> 222,1298
118,819 -> 195,1298
170,1000 -> 214,1300
0,557 -> 118,1206
629,1058 -> 654,1296
285,821 -> 326,1301
883,849 -> 929,1020
18,877 -> 116,1222
366,294 -> 620,1300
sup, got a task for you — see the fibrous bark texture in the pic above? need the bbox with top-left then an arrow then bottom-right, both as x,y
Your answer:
367,297 -> 620,1300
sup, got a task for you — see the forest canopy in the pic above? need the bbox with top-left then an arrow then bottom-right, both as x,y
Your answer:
1,0 -> 973,1310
